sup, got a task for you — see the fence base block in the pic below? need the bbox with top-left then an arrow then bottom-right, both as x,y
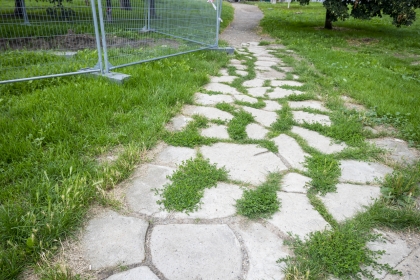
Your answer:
92,72 -> 131,84
210,47 -> 235,55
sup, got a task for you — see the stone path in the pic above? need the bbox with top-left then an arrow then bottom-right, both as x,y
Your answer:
58,4 -> 420,280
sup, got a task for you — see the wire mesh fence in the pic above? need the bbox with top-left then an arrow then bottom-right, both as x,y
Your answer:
0,0 -> 222,84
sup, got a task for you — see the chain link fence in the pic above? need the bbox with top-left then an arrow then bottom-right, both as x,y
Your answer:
0,0 -> 222,84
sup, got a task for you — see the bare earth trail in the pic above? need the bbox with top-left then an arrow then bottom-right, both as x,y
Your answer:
30,3 -> 420,280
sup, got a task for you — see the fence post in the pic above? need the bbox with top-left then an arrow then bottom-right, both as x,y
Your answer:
96,0 -> 110,73
90,0 -> 103,74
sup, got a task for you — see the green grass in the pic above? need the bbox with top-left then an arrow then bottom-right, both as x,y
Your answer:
258,2 -> 420,146
227,110 -> 255,140
305,154 -> 341,194
157,155 -> 228,213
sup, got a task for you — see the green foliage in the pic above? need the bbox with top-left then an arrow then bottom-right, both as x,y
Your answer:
227,110 -> 255,140
305,154 -> 340,194
279,222 -> 398,279
271,103 -> 294,133
236,173 -> 282,219
381,167 -> 420,208
157,156 -> 228,213
366,202 -> 420,231
234,99 -> 266,109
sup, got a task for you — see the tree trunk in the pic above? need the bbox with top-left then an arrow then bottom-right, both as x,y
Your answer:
324,9 -> 333,29
120,0 -> 132,10
14,0 -> 24,18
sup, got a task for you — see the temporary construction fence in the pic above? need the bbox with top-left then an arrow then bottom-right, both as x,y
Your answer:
0,0 -> 224,84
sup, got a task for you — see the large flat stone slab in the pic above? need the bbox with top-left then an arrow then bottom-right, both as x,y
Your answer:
384,246 -> 420,280
247,87 -> 270,97
234,94 -> 258,104
339,160 -> 393,184
230,64 -> 247,71
256,70 -> 287,80
268,88 -> 304,99
82,211 -> 148,270
257,56 -> 281,63
368,138 -> 420,165
231,222 -> 288,279
268,192 -> 330,238
246,123 -> 269,140
200,124 -> 230,139
127,164 -> 173,217
235,70 -> 248,77
263,100 -> 283,111
243,78 -> 265,88
150,224 -> 242,280
201,143 -> 288,185
174,183 -> 243,219
106,267 -> 159,280
210,76 -> 237,83
182,105 -> 234,121
166,115 -> 192,132
195,92 -> 234,106
273,134 -> 309,171
319,183 -> 381,222
281,173 -> 311,193
255,60 -> 278,67
241,106 -> 278,127
291,126 -> 347,154
292,111 -> 332,126
152,145 -> 196,168
204,83 -> 241,95
271,80 -> 304,87
288,100 -> 330,112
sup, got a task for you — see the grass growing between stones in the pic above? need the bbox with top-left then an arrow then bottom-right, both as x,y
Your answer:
305,154 -> 341,194
227,110 -> 255,140
270,102 -> 294,134
157,156 -> 228,213
236,173 -> 282,219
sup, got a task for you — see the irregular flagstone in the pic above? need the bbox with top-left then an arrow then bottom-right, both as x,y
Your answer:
234,94 -> 258,104
127,164 -> 173,217
204,82 -> 241,95
291,126 -> 347,154
246,123 -> 269,140
368,137 -> 420,165
166,115 -> 192,132
106,267 -> 160,280
173,183 -> 243,219
339,160 -> 393,184
210,75 -> 237,83
255,60 -> 278,67
201,143 -> 288,185
279,66 -> 294,72
255,66 -> 274,71
256,69 -> 287,80
150,224 -> 242,280
268,192 -> 330,239
247,87 -> 270,97
182,105 -> 234,121
230,59 -> 245,65
235,70 -> 248,77
241,106 -> 278,127
292,111 -> 332,126
257,56 -> 281,62
82,210 -> 148,270
318,183 -> 381,222
231,64 -> 247,71
281,173 -> 311,193
231,222 -> 289,280
195,92 -> 234,106
152,145 -> 196,168
271,80 -> 304,87
384,246 -> 420,280
268,88 -> 304,99
288,100 -> 330,112
366,230 -> 411,279
243,78 -> 265,88
219,69 -> 229,76
273,134 -> 309,171
293,74 -> 300,80
200,124 -> 230,140
263,100 -> 282,111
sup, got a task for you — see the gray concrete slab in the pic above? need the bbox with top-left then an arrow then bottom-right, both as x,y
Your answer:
255,60 -> 278,67
246,123 -> 269,140
271,80 -> 304,87
201,143 -> 288,185
150,224 -> 242,280
368,138 -> 420,165
279,67 -> 294,72
268,192 -> 330,239
273,134 -> 309,171
82,210 -> 148,270
281,173 -> 311,193
231,64 -> 247,71
292,111 -> 332,126
194,92 -> 235,106
241,106 -> 278,127
384,246 -> 420,280
210,76 -> 237,83
247,87 -> 271,97
127,164 -> 173,217
236,70 -> 248,77
263,100 -> 283,111
230,59 -> 245,65
291,126 -> 347,154
256,69 -> 287,80
257,56 -> 281,62
243,78 -> 265,87
166,115 -> 193,132
219,69 -> 229,76
152,145 -> 196,168
173,182 -> 243,219
231,222 -> 288,279
318,183 -> 381,222
200,124 -> 230,139
234,94 -> 259,104
288,100 -> 330,112
339,160 -> 393,184
268,88 -> 304,99
106,267 -> 159,280
255,66 -> 274,71
182,105 -> 234,121
204,82 -> 242,95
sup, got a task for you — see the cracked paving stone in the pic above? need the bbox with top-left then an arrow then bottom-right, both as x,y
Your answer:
368,137 -> 420,165
384,246 -> 420,280
273,134 -> 309,171
288,100 -> 330,112
106,267 -> 159,280
292,111 -> 331,126
166,115 -> 193,132
195,92 -> 234,106
241,106 -> 278,127
246,123 -> 269,140
339,160 -> 393,185
267,88 -> 304,99
247,87 -> 271,97
291,126 -> 347,154
201,143 -> 288,185
281,173 -> 311,193
152,145 -> 196,168
210,76 -> 237,83
263,100 -> 282,111
150,224 -> 242,280
182,105 -> 234,121
200,124 -> 230,139
256,70 -> 287,80
204,82 -> 241,95
243,78 -> 266,87
234,94 -> 258,104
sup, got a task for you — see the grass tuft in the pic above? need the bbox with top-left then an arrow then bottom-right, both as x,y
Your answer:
305,154 -> 341,194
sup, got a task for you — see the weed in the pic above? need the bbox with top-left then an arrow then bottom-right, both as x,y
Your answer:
271,102 -> 294,133
164,117 -> 216,148
227,110 -> 255,140
381,168 -> 420,208
258,41 -> 271,46
215,102 -> 237,115
305,154 -> 341,194
234,99 -> 266,109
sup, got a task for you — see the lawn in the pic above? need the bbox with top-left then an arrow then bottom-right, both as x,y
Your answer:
258,2 -> 420,146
